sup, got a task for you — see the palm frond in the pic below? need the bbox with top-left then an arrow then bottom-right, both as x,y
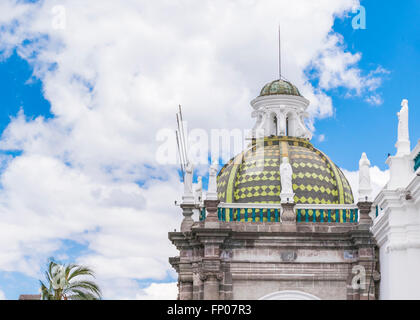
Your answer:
39,280 -> 53,300
65,280 -> 101,297
68,289 -> 99,300
68,265 -> 95,281
39,260 -> 101,300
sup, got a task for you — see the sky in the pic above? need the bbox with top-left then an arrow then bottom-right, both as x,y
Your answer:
0,0 -> 418,299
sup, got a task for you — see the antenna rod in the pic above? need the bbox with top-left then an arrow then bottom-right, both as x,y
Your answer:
179,104 -> 184,122
175,129 -> 185,180
278,24 -> 282,80
178,105 -> 189,165
176,113 -> 187,166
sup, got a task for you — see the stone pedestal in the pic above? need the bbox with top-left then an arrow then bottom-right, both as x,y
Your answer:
357,201 -> 373,230
280,193 -> 295,204
180,202 -> 195,232
281,202 -> 296,225
204,199 -> 220,228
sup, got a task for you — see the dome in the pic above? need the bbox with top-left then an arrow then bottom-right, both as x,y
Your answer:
259,79 -> 302,97
217,136 -> 353,205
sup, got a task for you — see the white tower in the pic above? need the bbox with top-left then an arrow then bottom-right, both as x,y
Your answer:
371,98 -> 420,300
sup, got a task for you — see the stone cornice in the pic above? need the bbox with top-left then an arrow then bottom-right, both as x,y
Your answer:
371,188 -> 420,250
250,94 -> 310,110
406,175 -> 420,206
171,225 -> 374,252
410,140 -> 420,160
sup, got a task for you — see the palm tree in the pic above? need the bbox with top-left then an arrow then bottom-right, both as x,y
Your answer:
40,259 -> 102,300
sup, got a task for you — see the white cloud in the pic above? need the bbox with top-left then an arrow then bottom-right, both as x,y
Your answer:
342,166 -> 390,201
0,289 -> 5,300
309,34 -> 389,104
365,94 -> 384,106
0,0 -> 389,299
136,282 -> 177,300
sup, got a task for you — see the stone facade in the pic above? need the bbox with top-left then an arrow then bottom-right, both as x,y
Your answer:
169,202 -> 378,300
170,79 -> 381,300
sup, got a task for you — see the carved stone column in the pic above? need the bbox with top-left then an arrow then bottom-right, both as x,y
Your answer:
195,226 -> 230,301
350,207 -> 378,300
179,275 -> 193,300
200,271 -> 224,300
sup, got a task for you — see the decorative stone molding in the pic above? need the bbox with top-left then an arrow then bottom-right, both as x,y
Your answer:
259,290 -> 321,300
199,271 -> 224,282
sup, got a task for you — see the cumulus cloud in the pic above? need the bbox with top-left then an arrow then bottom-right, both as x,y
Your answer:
309,34 -> 389,105
342,166 -> 390,201
136,282 -> 177,300
0,0 -> 389,298
0,289 -> 5,300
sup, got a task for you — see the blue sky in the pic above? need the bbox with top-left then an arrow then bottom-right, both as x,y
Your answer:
0,0 -> 418,300
314,0 -> 420,171
0,53 -> 51,133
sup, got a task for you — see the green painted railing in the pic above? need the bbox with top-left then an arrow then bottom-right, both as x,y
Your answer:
199,207 -> 206,221
414,152 -> 420,171
199,206 -> 359,224
215,207 -> 282,222
295,208 -> 358,223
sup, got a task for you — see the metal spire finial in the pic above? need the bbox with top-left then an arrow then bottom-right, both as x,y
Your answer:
278,24 -> 282,80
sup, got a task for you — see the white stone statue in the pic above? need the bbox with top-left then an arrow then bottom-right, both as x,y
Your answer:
277,112 -> 286,136
280,157 -> 294,203
257,107 -> 269,136
358,152 -> 372,202
298,114 -> 312,140
184,161 -> 194,196
206,161 -> 219,200
398,99 -> 409,141
396,99 -> 410,155
251,111 -> 263,137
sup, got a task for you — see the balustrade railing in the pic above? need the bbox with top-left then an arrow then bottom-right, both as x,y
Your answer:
199,203 -> 359,224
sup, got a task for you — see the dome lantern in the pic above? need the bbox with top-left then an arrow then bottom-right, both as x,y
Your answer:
250,79 -> 312,140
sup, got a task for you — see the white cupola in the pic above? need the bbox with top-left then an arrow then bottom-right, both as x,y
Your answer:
250,79 -> 312,140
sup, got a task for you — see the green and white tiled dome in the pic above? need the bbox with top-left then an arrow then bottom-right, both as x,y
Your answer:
217,136 -> 354,205
259,79 -> 302,97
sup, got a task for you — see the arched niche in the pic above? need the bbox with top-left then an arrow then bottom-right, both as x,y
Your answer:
259,290 -> 321,300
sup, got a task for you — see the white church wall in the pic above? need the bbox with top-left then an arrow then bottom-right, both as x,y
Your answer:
371,99 -> 420,299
